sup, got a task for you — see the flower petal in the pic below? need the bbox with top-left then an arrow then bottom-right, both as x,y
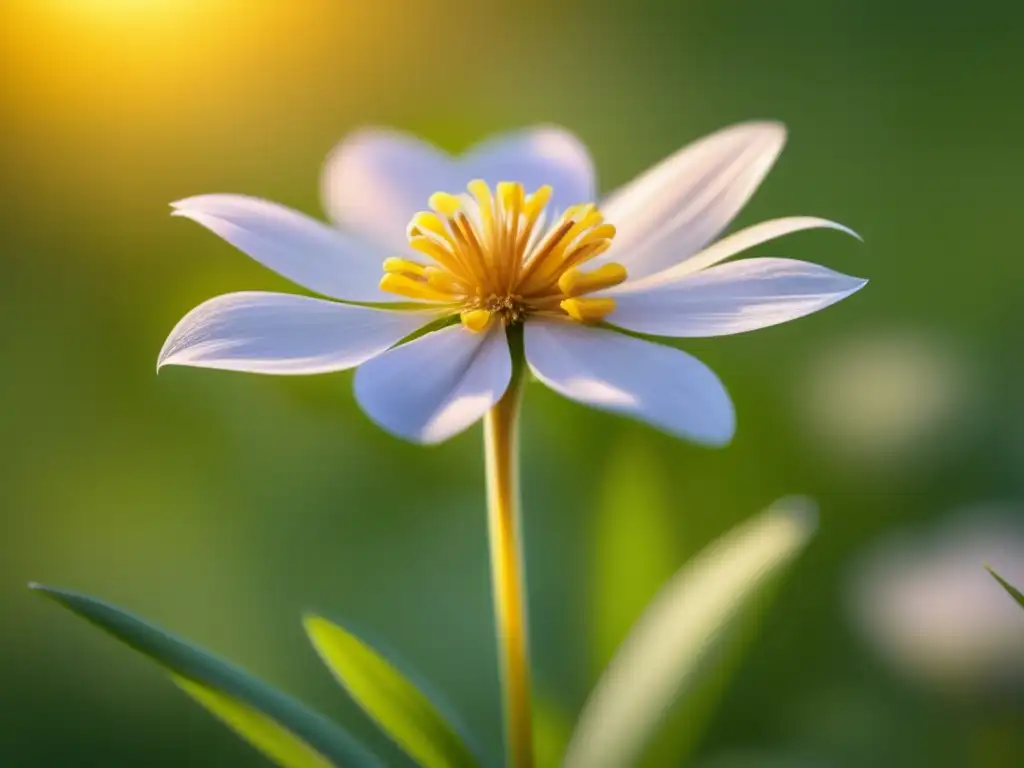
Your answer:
158,292 -> 436,374
461,126 -> 596,213
172,194 -> 397,303
611,216 -> 860,292
321,127 -> 595,252
596,122 -> 787,280
607,258 -> 867,338
320,130 -> 454,253
353,324 -> 511,444
524,320 -> 734,445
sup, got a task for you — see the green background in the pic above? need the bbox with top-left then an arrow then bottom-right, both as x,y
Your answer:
2,0 -> 1023,765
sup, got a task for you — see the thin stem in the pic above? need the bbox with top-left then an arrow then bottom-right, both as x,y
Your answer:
484,336 -> 533,768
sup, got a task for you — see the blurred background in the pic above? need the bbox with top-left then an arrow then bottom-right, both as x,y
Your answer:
2,0 -> 1023,765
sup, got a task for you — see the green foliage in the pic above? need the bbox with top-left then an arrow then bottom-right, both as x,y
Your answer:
304,615 -> 480,768
30,585 -> 380,768
531,695 -> 573,768
591,439 -> 678,674
563,498 -> 818,768
592,440 -> 736,764
987,567 -> 1024,610
171,675 -> 336,768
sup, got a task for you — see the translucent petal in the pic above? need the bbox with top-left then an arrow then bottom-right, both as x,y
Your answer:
524,320 -> 734,445
597,122 -> 787,279
610,216 -> 860,293
607,258 -> 867,338
322,127 -> 595,252
158,292 -> 436,374
172,194 -> 396,302
353,324 -> 511,443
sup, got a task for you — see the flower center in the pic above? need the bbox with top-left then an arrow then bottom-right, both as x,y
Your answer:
379,181 -> 626,331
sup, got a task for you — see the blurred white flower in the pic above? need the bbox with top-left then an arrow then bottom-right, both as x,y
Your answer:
160,123 -> 864,444
798,330 -> 976,468
849,508 -> 1024,688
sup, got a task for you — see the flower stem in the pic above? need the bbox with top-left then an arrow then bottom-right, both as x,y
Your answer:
484,335 -> 533,768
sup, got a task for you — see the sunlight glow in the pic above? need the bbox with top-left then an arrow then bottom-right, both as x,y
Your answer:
46,0 -> 207,14
3,0 -> 264,125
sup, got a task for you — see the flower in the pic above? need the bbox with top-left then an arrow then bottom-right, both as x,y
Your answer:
848,507 -> 1024,690
159,123 -> 865,444
797,329 -> 978,470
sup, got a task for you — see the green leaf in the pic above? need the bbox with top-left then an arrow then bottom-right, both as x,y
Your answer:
304,615 -> 480,768
171,674 -> 336,768
30,584 -> 380,768
987,566 -> 1024,609
563,497 -> 818,768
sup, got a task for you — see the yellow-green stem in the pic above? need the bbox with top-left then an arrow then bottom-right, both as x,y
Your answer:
484,363 -> 533,768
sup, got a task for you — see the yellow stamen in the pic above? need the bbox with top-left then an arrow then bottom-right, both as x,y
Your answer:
497,182 -> 525,288
380,273 -> 454,302
559,238 -> 613,273
497,181 -> 523,211
449,214 -> 488,284
425,266 -> 464,294
460,308 -> 494,332
516,185 -> 552,256
382,257 -> 427,277
383,180 -> 622,329
560,297 -> 617,323
550,207 -> 603,263
468,179 -> 496,241
408,235 -> 469,278
516,218 -> 577,288
520,207 -> 606,291
429,192 -> 462,217
407,211 -> 451,241
576,223 -> 616,249
455,213 -> 487,260
557,263 -> 628,297
523,185 -> 552,219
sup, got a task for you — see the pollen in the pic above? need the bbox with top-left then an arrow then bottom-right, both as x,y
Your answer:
560,298 -> 618,323
460,308 -> 494,332
557,263 -> 627,298
379,181 -> 624,330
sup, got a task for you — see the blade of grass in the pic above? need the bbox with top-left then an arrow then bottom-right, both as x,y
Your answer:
564,498 -> 817,768
986,566 -> 1024,609
31,584 -> 380,768
304,615 -> 480,768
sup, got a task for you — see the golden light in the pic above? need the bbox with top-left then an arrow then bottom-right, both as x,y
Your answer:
2,0 -> 272,124
0,0 -> 394,127
38,0 -> 210,16
0,0 -> 413,215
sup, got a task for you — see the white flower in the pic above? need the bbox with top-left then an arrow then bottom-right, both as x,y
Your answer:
849,508 -> 1024,688
159,123 -> 865,444
798,329 -> 978,470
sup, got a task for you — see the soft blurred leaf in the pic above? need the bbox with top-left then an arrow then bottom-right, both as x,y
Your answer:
987,567 -> 1024,609
592,439 -> 678,673
563,498 -> 818,768
641,589 -> 777,766
30,585 -> 380,768
304,615 -> 480,768
172,674 -> 336,768
532,694 -> 573,768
